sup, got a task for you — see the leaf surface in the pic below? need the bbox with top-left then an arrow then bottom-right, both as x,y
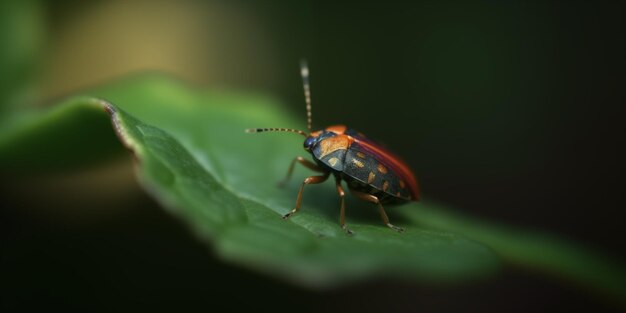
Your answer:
3,76 -> 625,302
92,76 -> 497,286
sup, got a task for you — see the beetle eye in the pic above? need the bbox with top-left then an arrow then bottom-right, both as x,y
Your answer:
303,137 -> 316,150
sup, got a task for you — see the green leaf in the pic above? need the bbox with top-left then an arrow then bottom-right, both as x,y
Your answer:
2,75 -> 625,304
0,75 -> 497,286
97,76 -> 498,286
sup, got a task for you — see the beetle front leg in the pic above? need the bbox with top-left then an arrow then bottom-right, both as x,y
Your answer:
349,189 -> 404,233
278,156 -> 325,187
283,171 -> 330,219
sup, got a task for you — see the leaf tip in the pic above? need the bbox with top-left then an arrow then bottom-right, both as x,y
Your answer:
100,99 -> 117,116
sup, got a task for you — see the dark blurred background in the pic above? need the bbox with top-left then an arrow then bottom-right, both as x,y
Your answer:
2,0 -> 625,312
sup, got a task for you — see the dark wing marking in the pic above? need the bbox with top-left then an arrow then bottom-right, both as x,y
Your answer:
345,129 -> 420,200
316,148 -> 347,171
344,145 -> 412,200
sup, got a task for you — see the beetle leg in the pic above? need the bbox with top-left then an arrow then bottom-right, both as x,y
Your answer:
278,156 -> 325,187
283,171 -> 330,219
349,189 -> 404,233
335,177 -> 353,235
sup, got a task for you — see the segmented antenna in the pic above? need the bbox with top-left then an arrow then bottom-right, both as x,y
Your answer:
245,128 -> 308,138
300,59 -> 312,132
245,61 -> 313,138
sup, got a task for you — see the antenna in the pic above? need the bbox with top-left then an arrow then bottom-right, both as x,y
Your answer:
245,128 -> 308,138
244,60 -> 313,138
300,59 -> 313,132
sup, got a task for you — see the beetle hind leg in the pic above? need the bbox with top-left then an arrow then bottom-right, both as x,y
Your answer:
349,189 -> 405,233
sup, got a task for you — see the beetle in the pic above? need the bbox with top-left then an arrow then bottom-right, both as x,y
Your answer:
246,60 -> 419,234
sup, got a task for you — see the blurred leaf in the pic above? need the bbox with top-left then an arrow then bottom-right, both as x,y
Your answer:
0,0 -> 43,118
0,99 -> 122,170
403,203 -> 626,304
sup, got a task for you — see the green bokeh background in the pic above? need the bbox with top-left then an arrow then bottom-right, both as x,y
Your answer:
1,0 -> 624,312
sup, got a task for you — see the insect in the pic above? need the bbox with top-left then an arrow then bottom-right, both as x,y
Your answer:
246,60 -> 419,234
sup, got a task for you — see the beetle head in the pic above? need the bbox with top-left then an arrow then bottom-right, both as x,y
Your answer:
303,136 -> 317,151
303,130 -> 339,153
303,129 -> 322,151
